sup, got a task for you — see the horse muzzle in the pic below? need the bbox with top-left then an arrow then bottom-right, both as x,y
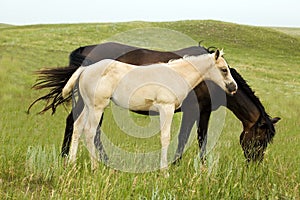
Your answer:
226,82 -> 237,95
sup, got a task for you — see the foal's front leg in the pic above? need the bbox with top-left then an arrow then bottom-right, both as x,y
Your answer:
157,104 -> 175,170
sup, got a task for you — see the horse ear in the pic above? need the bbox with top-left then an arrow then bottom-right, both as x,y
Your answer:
271,117 -> 281,124
258,117 -> 281,128
220,49 -> 224,56
214,49 -> 220,60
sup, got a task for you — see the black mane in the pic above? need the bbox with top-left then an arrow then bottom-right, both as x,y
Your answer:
204,46 -> 275,142
229,68 -> 275,142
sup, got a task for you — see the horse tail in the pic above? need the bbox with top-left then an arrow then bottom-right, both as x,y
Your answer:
27,65 -> 81,114
62,67 -> 85,99
27,46 -> 92,114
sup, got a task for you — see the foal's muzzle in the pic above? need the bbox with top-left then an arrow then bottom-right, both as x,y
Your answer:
226,82 -> 237,95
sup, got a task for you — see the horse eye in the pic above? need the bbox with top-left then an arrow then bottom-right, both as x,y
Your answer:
221,68 -> 228,73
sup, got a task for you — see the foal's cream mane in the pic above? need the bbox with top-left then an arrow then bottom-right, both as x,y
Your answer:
167,49 -> 224,65
167,53 -> 212,65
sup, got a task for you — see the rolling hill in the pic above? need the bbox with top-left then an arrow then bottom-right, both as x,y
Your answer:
0,20 -> 299,199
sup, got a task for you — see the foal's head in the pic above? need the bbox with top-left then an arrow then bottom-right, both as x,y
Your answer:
206,50 -> 237,95
240,116 -> 280,162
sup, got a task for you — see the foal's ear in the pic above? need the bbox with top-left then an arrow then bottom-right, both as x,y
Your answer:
214,49 -> 220,60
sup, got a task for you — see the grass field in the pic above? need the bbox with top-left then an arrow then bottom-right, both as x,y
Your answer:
272,27 -> 300,39
0,20 -> 299,199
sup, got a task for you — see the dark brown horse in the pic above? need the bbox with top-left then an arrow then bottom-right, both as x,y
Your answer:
29,42 -> 280,162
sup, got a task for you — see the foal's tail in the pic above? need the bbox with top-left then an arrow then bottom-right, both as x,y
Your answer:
62,67 -> 85,99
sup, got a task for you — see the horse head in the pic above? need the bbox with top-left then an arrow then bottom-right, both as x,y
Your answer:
240,116 -> 281,162
209,49 -> 238,95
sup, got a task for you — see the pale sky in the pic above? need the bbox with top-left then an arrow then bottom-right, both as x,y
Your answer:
1,0 -> 299,27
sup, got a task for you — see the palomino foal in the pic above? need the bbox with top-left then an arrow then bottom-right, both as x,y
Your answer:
62,50 -> 237,170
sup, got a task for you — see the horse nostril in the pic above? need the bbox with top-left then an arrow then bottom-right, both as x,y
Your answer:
226,82 -> 237,94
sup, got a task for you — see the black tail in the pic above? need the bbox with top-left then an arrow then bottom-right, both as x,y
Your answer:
27,65 -> 79,114
27,46 -> 88,114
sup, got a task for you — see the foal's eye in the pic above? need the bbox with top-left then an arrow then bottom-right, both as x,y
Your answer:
221,68 -> 228,73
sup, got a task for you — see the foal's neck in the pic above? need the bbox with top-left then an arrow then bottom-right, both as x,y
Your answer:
170,55 -> 212,89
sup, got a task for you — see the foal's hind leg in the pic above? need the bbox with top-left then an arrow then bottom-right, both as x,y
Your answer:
84,99 -> 110,170
69,106 -> 88,164
61,90 -> 85,157
156,104 -> 175,170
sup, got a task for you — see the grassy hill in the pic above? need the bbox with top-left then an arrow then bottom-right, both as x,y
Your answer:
0,23 -> 14,28
0,20 -> 299,199
272,27 -> 300,39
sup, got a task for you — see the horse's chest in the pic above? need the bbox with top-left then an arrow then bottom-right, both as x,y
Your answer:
111,67 -> 190,111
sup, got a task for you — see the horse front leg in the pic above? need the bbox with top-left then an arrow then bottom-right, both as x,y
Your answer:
157,104 -> 175,171
174,109 -> 197,162
197,110 -> 211,161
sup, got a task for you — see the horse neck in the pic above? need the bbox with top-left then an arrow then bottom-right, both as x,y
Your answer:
170,55 -> 212,89
227,90 -> 261,129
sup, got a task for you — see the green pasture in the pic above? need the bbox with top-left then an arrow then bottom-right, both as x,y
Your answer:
0,20 -> 299,199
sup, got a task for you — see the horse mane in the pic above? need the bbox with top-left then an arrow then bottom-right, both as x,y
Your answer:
229,68 -> 275,142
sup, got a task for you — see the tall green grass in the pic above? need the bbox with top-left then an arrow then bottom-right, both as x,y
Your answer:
0,20 -> 299,199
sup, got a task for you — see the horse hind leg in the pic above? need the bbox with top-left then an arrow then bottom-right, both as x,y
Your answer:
94,114 -> 108,163
84,99 -> 110,170
68,106 -> 88,165
156,104 -> 175,172
61,87 -> 86,158
61,112 -> 74,158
